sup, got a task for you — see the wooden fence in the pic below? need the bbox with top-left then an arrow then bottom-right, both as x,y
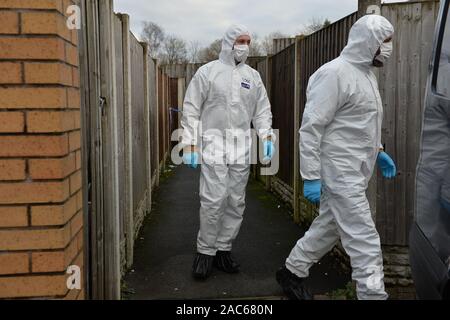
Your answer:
271,45 -> 296,189
273,37 -> 296,54
78,0 -> 171,299
376,1 -> 440,245
158,69 -> 171,167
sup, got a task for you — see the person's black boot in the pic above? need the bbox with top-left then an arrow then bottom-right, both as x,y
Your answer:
276,267 -> 313,300
192,253 -> 214,280
214,251 -> 240,273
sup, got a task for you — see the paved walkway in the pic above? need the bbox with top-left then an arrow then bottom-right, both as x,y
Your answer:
123,165 -> 350,300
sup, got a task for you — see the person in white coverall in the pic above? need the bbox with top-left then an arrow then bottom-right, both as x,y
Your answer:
276,15 -> 397,300
181,24 -> 276,280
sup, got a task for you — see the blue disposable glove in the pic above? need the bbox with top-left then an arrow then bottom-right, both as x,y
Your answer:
377,151 -> 397,179
183,151 -> 199,169
263,140 -> 275,162
303,180 -> 321,205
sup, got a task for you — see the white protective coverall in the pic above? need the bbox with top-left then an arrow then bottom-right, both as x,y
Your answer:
285,15 -> 394,300
181,24 -> 274,256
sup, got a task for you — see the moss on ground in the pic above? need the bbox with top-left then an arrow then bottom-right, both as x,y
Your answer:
159,166 -> 176,182
328,282 -> 357,300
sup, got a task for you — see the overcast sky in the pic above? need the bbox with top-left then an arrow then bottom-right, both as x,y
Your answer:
113,0 -> 407,46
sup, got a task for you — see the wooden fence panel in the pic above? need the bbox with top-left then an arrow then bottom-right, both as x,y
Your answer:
99,0 -> 121,299
164,74 -> 170,162
247,56 -> 266,69
271,44 -> 296,187
162,64 -> 186,78
158,69 -> 165,162
149,58 -> 158,180
273,37 -> 296,54
113,14 -> 126,250
169,77 -> 179,150
80,0 -> 102,299
130,34 -> 148,213
377,1 -> 440,245
80,0 -> 175,299
185,63 -> 203,87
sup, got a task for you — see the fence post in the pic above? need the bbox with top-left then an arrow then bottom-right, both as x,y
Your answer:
79,0 -> 91,299
142,43 -> 153,215
155,62 -> 160,187
164,75 -> 169,168
358,0 -> 382,221
98,0 -> 121,299
161,73 -> 166,171
293,37 -> 302,224
84,0 -> 104,300
120,13 -> 134,270
178,78 -> 185,130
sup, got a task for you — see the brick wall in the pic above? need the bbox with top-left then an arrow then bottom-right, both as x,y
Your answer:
0,0 -> 84,299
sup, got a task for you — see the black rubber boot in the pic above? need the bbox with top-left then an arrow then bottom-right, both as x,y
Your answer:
276,267 -> 313,300
192,253 -> 214,280
214,251 -> 240,273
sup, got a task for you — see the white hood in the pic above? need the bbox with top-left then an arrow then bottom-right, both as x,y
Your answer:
219,24 -> 250,66
341,15 -> 394,68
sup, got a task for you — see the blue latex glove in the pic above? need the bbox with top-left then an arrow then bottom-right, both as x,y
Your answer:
183,151 -> 199,169
377,151 -> 397,179
263,140 -> 275,161
304,180 -> 321,205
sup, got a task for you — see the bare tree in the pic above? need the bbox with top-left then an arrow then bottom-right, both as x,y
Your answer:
188,40 -> 202,63
299,17 -> 332,36
249,33 -> 263,57
161,35 -> 188,64
199,39 -> 222,62
261,31 -> 287,55
141,21 -> 165,58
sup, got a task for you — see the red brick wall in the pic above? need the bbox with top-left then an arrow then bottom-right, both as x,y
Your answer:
0,0 -> 84,299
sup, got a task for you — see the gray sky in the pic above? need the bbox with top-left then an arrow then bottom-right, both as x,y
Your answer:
113,0 -> 406,46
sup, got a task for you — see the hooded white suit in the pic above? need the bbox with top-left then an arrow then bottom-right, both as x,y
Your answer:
285,15 -> 394,300
181,24 -> 274,256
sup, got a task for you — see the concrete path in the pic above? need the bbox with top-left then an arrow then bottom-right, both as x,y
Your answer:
123,165 -> 350,300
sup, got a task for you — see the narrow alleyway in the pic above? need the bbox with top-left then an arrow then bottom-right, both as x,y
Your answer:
123,165 -> 351,300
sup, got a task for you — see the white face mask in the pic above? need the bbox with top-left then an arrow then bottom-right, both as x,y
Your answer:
375,41 -> 393,65
233,44 -> 249,63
